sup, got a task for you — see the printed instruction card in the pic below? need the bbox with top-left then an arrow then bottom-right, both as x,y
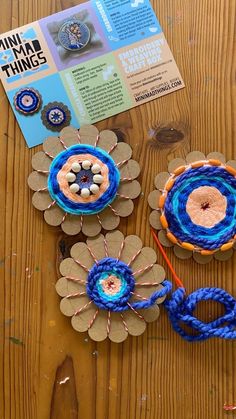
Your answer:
0,0 -> 184,147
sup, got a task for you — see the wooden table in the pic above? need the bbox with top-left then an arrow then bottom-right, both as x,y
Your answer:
0,1 -> 235,418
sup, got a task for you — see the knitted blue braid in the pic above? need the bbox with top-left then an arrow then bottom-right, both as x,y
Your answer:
164,287 -> 236,341
164,166 -> 236,250
86,257 -> 172,312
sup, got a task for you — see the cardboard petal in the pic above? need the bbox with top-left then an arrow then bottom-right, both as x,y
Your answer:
70,242 -> 95,269
61,214 -> 82,235
120,235 -> 143,265
99,207 -> 120,230
60,295 -> 90,317
193,252 -> 213,264
87,234 -> 106,261
148,190 -> 160,210
118,180 -> 141,199
60,126 -> 79,147
154,172 -> 170,190
60,258 -> 88,280
214,249 -> 234,261
207,152 -> 226,163
105,230 -> 125,258
158,230 -> 174,247
44,204 -> 65,226
173,245 -> 192,259
82,214 -> 101,237
108,312 -> 128,343
112,197 -> 134,217
43,136 -> 64,157
149,210 -> 162,229
226,160 -> 236,169
88,310 -> 108,341
137,305 -> 160,323
185,151 -> 206,163
79,124 -> 99,145
168,158 -> 186,173
55,277 -> 85,297
110,142 -> 132,164
97,130 -> 117,152
28,171 -> 48,191
71,303 -> 97,332
32,151 -> 51,171
119,160 -> 140,180
32,191 -> 53,211
122,310 -> 146,336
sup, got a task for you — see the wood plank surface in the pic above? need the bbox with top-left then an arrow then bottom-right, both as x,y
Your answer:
0,1 -> 235,418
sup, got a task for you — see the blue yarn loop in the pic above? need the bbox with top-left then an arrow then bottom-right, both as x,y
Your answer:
164,287 -> 236,341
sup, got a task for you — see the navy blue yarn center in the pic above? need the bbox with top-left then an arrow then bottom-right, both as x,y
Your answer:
75,169 -> 94,189
46,107 -> 66,126
164,166 -> 236,249
48,144 -> 120,215
86,258 -> 135,311
16,90 -> 39,112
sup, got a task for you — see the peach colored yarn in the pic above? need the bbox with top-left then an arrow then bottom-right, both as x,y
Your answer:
186,186 -> 227,228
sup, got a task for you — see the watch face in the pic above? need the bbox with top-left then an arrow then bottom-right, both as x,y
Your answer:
58,20 -> 90,51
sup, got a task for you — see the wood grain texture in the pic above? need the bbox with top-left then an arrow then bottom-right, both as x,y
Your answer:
0,1 -> 235,418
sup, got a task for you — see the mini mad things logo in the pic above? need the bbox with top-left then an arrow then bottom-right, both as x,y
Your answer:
0,27 -> 48,83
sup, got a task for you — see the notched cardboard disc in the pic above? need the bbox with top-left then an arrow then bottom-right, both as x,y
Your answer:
154,172 -> 170,190
44,205 -> 65,226
214,249 -> 234,261
118,180 -> 141,199
79,124 -> 99,145
43,136 -> 64,157
123,311 -> 146,336
61,214 -> 82,235
185,151 -> 206,163
148,190 -> 160,210
28,171 -> 48,191
112,197 -> 134,217
119,160 -> 140,180
98,130 -> 118,152
207,152 -> 226,163
149,210 -> 161,229
168,158 -> 186,173
32,151 -> 51,171
99,207 -> 120,230
110,142 -> 132,163
70,242 -> 94,269
88,310 -> 108,341
82,214 -> 102,237
32,191 -> 52,211
108,312 -> 128,343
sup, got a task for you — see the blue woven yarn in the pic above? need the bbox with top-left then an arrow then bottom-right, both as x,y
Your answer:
86,257 -> 172,312
164,287 -> 236,341
164,166 -> 236,249
48,144 -> 120,215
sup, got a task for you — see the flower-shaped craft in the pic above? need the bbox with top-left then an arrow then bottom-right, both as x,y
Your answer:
149,151 -> 236,263
56,231 -> 170,342
28,125 -> 141,236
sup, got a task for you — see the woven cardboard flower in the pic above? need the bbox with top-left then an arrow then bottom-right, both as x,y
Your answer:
149,151 -> 236,264
28,125 -> 141,236
55,231 -> 170,342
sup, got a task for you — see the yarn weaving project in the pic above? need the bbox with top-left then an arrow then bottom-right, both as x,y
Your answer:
149,151 -> 236,263
56,231 -> 171,342
28,125 -> 141,236
152,229 -> 236,341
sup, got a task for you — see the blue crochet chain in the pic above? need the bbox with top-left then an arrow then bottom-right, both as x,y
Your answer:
151,229 -> 236,341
